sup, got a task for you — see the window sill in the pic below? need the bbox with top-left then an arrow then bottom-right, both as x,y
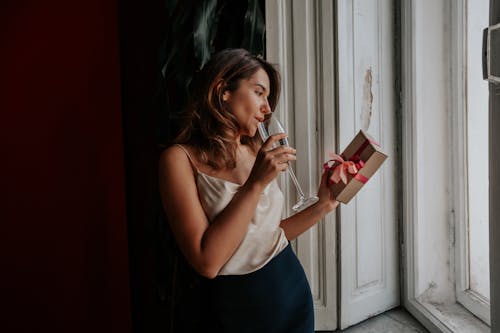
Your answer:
405,299 -> 489,333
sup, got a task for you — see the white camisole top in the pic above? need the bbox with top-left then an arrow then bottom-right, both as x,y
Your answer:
176,144 -> 289,275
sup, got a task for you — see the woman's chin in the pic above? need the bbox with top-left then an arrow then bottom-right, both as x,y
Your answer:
240,125 -> 259,139
243,127 -> 256,138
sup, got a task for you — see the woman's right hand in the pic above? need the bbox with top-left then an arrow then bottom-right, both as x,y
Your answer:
246,133 -> 297,189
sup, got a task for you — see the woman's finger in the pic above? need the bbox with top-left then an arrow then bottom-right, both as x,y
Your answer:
320,168 -> 329,185
278,152 -> 297,163
261,133 -> 287,151
267,144 -> 296,156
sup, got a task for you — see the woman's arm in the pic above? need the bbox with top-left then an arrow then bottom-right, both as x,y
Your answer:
159,135 -> 295,279
279,170 -> 339,240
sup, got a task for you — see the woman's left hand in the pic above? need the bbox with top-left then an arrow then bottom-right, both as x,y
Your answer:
316,169 -> 339,212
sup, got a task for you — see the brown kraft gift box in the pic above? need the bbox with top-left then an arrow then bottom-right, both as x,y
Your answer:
324,130 -> 387,204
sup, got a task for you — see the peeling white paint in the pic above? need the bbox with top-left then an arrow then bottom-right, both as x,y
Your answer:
361,67 -> 373,131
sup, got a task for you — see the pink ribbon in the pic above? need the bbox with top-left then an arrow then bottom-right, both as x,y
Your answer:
323,152 -> 367,187
354,173 -> 369,184
324,136 -> 379,186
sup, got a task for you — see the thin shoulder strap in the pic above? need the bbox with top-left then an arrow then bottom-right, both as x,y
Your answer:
174,144 -> 199,175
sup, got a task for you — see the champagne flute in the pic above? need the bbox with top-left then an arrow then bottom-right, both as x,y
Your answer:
258,117 -> 319,211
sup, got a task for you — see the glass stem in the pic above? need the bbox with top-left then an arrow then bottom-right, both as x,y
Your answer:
286,163 -> 306,198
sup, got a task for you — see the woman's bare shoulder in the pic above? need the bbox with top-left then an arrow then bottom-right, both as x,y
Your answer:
160,144 -> 193,162
159,144 -> 193,172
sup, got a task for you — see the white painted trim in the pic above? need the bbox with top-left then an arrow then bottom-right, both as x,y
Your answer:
289,0 -> 319,193
314,1 -> 338,329
401,0 -> 420,311
450,0 -> 472,315
457,290 -> 491,325
265,0 -> 293,214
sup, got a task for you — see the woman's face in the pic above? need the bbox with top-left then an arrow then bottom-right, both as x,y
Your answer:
223,68 -> 272,138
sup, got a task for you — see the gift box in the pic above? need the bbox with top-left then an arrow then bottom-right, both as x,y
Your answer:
324,130 -> 387,204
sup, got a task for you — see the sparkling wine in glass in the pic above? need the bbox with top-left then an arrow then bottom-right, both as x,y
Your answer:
258,117 -> 319,211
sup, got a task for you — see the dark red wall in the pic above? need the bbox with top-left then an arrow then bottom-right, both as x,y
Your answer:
1,1 -> 131,332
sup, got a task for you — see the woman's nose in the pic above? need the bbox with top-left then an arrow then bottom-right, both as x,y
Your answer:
262,100 -> 271,114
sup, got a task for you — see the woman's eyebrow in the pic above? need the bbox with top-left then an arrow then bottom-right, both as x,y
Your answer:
254,83 -> 268,92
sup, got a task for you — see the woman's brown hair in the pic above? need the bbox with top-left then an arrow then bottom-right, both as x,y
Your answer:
173,48 -> 281,170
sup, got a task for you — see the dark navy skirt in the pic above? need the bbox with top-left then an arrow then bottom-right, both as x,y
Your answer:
204,244 -> 314,333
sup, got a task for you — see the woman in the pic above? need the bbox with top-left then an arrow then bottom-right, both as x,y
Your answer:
159,48 -> 338,333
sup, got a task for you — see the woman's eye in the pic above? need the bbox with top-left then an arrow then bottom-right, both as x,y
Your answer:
256,90 -> 263,96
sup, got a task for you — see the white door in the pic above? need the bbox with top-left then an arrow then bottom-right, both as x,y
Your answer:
266,0 -> 399,330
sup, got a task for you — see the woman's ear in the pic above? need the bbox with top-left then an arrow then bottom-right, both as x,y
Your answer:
216,80 -> 230,102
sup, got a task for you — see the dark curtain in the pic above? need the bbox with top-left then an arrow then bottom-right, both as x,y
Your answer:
1,1 -> 131,332
119,1 -> 266,332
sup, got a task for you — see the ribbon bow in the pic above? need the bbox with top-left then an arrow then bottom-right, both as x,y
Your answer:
323,152 -> 366,187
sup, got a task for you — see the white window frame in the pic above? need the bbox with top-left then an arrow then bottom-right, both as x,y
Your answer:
453,0 -> 491,325
402,0 -> 490,332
